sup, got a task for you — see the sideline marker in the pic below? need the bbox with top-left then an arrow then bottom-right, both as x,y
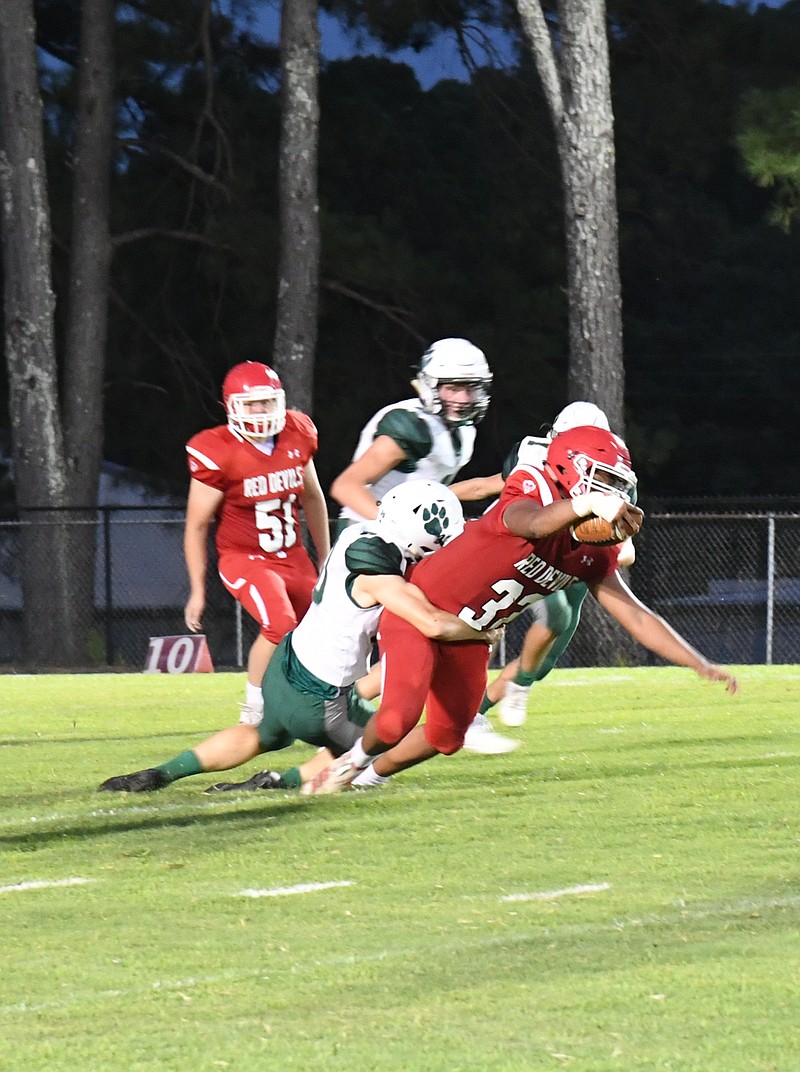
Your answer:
143,634 -> 215,674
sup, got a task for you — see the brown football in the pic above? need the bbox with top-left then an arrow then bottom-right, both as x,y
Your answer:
571,516 -> 619,546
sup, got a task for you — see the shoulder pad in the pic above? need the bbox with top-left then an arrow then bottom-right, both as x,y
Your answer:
375,407 -> 433,462
345,535 -> 405,577
285,409 -> 318,448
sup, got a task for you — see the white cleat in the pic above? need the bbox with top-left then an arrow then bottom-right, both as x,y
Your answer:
498,682 -> 531,727
462,713 -> 519,754
300,751 -> 358,795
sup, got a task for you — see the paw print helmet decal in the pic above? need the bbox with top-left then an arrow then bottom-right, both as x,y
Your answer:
376,480 -> 465,560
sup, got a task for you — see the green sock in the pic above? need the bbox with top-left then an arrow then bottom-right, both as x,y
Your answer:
513,670 -> 537,687
279,766 -> 302,789
478,692 -> 495,714
156,750 -> 204,784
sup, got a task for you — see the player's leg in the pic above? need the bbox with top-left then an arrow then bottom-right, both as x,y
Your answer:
367,611 -> 436,750
342,641 -> 487,788
97,722 -> 263,794
528,582 -> 587,681
243,635 -> 276,721
219,553 -> 313,724
301,612 -> 436,794
211,636 -> 376,793
98,637 -> 296,794
496,620 -> 559,726
494,585 -> 587,724
366,641 -> 488,780
477,587 -> 584,730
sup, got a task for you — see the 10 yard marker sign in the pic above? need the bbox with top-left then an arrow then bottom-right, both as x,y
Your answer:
143,634 -> 214,674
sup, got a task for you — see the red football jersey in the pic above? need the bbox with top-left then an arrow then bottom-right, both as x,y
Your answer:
185,410 -> 318,558
409,464 -> 621,630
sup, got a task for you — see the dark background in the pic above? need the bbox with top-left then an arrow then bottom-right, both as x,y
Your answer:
2,0 -> 799,513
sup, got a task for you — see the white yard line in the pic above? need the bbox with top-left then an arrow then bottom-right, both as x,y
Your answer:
0,877 -> 95,895
0,797 -> 266,829
237,880 -> 354,897
5,889 -> 800,1016
5,891 -> 800,1016
500,882 -> 611,903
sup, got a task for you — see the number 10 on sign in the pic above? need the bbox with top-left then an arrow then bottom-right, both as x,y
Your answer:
143,634 -> 214,674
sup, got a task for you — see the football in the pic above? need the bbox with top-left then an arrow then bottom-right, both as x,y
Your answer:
571,515 -> 621,546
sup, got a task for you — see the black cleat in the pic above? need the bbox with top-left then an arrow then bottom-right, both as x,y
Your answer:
97,768 -> 168,793
203,770 -> 287,794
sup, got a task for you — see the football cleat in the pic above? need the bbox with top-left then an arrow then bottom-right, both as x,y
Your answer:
300,752 -> 358,795
462,714 -> 519,754
97,768 -> 168,793
203,771 -> 286,794
498,682 -> 531,727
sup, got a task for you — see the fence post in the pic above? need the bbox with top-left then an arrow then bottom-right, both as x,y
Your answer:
765,513 -> 775,665
235,600 -> 243,667
103,507 -> 115,666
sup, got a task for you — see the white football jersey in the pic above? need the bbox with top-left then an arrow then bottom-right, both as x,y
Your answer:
289,523 -> 407,688
339,399 -> 476,524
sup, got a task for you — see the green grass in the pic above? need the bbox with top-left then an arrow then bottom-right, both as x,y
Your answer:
1,666 -> 799,1071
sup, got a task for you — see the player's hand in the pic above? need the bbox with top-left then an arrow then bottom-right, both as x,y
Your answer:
696,661 -> 739,694
482,626 -> 505,647
572,491 -> 644,535
184,594 -> 205,633
613,503 -> 644,540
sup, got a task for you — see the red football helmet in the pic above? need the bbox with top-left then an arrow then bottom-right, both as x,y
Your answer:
545,425 -> 637,502
222,362 -> 286,439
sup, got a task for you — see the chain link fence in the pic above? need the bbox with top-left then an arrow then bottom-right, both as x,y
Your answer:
498,511 -> 800,669
1,507 -> 799,670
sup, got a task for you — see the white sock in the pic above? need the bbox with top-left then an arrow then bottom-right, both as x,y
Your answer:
351,763 -> 390,789
245,682 -> 264,710
349,738 -> 373,770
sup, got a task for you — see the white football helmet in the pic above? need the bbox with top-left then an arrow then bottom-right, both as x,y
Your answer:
223,362 -> 286,439
549,401 -> 610,440
413,338 -> 492,427
375,480 -> 465,560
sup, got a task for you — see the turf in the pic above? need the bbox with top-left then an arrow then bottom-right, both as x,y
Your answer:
1,666 -> 798,1071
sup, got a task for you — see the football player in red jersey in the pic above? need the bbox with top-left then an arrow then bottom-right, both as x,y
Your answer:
97,362 -> 331,793
303,426 -> 740,794
183,361 -> 330,724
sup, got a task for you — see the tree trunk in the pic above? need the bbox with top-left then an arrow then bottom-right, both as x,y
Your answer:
64,0 -> 114,503
516,0 -> 637,666
0,0 -> 75,664
60,0 -> 116,664
0,0 -> 114,665
516,0 -> 624,433
556,0 -> 624,433
273,0 -> 320,415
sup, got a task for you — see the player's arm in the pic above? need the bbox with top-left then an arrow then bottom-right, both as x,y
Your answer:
503,493 -> 643,542
329,436 -> 410,520
591,571 -> 739,693
299,459 -> 331,565
183,478 -> 224,632
353,572 -> 497,643
448,473 -> 504,501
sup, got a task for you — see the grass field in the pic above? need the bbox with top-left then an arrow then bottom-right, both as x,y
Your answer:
1,665 -> 799,1072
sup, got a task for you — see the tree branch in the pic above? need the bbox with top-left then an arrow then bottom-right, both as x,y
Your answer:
119,138 -> 230,195
321,278 -> 427,344
516,1 -> 563,119
110,228 -> 229,250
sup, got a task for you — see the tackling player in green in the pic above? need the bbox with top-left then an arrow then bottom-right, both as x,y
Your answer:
98,481 -> 499,793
